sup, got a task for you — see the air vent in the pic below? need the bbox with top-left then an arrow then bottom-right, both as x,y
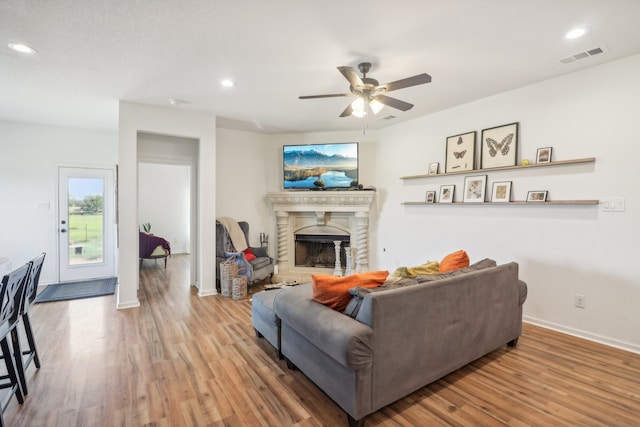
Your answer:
560,47 -> 605,64
381,115 -> 396,121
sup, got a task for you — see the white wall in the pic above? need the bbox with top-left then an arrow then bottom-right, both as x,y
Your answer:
215,128 -> 275,250
118,102 -> 217,308
0,120 -> 117,285
373,54 -> 640,352
138,163 -> 191,253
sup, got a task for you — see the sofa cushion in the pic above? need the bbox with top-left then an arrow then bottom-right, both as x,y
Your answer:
345,259 -> 497,322
439,250 -> 470,272
249,256 -> 271,270
344,278 -> 418,318
416,258 -> 496,282
312,271 -> 389,312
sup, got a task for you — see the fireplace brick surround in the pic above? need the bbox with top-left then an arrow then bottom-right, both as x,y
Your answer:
267,191 -> 375,283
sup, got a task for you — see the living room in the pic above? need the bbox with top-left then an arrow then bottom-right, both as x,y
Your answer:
1,1 -> 639,424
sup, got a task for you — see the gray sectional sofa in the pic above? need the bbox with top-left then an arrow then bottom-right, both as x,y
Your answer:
253,261 -> 527,426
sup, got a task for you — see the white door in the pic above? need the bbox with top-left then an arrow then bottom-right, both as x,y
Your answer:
58,167 -> 115,282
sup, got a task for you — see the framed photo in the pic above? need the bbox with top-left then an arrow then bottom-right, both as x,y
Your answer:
463,175 -> 487,203
439,185 -> 455,203
536,147 -> 552,163
491,181 -> 512,203
445,131 -> 476,173
481,122 -> 519,169
428,162 -> 439,175
527,191 -> 548,202
425,190 -> 436,203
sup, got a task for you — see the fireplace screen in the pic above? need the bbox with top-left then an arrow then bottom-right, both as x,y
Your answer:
295,234 -> 349,268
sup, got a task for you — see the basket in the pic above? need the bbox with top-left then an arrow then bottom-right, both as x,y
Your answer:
232,269 -> 248,301
220,256 -> 238,298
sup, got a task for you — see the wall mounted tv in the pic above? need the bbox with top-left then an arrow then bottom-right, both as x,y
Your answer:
283,142 -> 359,190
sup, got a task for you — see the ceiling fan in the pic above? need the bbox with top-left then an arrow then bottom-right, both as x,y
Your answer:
299,62 -> 432,118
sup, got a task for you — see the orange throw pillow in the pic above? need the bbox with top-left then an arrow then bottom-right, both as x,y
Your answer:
312,271 -> 389,312
439,250 -> 470,272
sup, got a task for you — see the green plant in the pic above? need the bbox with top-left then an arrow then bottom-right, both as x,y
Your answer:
141,222 -> 152,233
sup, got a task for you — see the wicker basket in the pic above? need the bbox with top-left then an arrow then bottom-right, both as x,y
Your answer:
232,271 -> 248,301
220,256 -> 238,298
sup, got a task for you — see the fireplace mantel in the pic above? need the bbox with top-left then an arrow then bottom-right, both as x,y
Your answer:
267,191 -> 375,277
267,190 -> 375,212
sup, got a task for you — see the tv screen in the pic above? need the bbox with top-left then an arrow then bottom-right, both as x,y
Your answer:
283,142 -> 359,190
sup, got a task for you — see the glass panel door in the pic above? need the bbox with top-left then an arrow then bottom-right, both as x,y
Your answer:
59,167 -> 115,282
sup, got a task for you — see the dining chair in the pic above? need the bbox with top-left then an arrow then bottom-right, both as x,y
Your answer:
18,253 -> 45,381
0,262 -> 30,426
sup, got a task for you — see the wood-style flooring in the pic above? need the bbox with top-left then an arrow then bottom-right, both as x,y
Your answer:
4,254 -> 640,426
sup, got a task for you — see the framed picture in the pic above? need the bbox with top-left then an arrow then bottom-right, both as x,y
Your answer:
425,190 -> 436,203
439,185 -> 455,203
481,122 -> 519,169
428,162 -> 439,175
491,181 -> 512,203
445,131 -> 476,173
463,175 -> 487,203
527,191 -> 548,202
536,147 -> 552,163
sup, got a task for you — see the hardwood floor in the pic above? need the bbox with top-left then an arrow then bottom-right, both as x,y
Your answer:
4,254 -> 640,426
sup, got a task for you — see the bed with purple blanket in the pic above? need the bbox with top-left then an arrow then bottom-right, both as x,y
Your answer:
139,232 -> 171,268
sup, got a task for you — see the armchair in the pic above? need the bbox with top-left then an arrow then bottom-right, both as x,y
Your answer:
216,221 -> 274,287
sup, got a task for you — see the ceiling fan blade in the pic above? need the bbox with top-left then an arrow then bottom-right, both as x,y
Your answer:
339,103 -> 353,118
374,95 -> 414,111
337,66 -> 364,90
378,73 -> 432,92
299,93 -> 351,99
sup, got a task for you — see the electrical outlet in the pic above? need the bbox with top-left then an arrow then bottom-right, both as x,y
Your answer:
601,198 -> 625,212
575,294 -> 586,309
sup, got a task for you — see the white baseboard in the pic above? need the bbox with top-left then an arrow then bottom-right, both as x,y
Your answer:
198,288 -> 218,297
524,316 -> 640,355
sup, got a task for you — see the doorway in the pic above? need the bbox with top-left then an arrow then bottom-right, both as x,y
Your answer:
58,167 -> 115,282
138,162 -> 192,263
137,132 -> 198,287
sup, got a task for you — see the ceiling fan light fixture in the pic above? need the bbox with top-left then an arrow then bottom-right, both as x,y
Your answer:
370,99 -> 384,115
351,97 -> 367,117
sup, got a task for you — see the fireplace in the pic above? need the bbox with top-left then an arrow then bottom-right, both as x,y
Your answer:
295,234 -> 349,268
267,191 -> 375,278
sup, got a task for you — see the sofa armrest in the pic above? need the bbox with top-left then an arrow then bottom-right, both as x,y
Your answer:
274,285 -> 373,370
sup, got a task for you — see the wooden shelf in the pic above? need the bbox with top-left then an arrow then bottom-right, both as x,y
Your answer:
400,157 -> 596,180
402,200 -> 599,206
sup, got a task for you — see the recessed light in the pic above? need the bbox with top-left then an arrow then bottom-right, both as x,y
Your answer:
8,43 -> 37,54
220,79 -> 235,88
565,28 -> 586,40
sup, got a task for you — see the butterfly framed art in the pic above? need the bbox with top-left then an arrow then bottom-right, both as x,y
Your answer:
445,131 -> 476,173
481,122 -> 519,169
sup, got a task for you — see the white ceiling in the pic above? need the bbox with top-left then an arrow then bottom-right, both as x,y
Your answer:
2,0 -> 640,134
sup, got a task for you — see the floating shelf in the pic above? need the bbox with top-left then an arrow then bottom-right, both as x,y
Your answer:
402,200 -> 599,206
400,157 -> 596,180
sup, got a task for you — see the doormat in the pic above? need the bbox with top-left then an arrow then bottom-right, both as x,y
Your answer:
35,277 -> 117,303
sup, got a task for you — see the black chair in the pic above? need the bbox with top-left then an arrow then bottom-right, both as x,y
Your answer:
15,253 -> 46,394
0,262 -> 30,425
